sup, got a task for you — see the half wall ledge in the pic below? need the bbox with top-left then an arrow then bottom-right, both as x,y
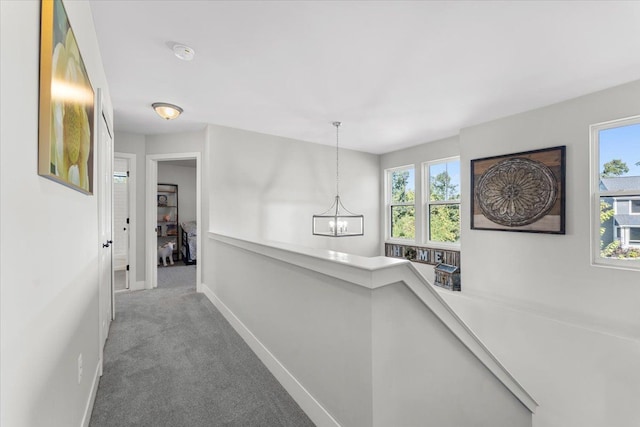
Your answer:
207,232 -> 538,422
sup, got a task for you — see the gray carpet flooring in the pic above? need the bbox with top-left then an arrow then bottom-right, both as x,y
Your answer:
89,265 -> 314,427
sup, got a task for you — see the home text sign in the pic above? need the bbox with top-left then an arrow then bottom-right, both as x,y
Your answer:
385,243 -> 460,268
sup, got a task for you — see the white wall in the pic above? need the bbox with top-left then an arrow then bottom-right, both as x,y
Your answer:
146,129 -> 205,156
458,79 -> 640,337
206,124 -> 380,256
207,238 -> 374,427
205,235 -> 534,427
380,79 -> 640,427
440,289 -> 640,427
372,283 -> 531,427
114,132 -> 145,283
452,79 -> 640,427
0,1 -> 113,426
157,163 -> 197,222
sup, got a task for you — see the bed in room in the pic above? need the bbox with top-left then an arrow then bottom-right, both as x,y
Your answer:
180,221 -> 197,265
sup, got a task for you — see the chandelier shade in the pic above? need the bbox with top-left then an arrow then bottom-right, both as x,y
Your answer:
312,122 -> 364,237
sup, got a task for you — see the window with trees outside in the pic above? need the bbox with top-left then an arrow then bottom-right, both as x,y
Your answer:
388,166 -> 415,240
591,116 -> 640,269
425,158 -> 460,245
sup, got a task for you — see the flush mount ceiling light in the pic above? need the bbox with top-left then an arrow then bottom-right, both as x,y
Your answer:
173,44 -> 195,61
152,102 -> 183,120
312,122 -> 364,237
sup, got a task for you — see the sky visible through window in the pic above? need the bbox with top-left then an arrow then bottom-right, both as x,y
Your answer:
405,168 -> 415,192
600,123 -> 640,177
430,161 -> 460,200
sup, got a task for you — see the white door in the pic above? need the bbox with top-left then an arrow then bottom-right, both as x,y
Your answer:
98,107 -> 114,373
113,157 -> 129,290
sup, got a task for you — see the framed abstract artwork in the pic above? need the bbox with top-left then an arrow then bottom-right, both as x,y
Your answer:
471,146 -> 566,234
39,0 -> 95,194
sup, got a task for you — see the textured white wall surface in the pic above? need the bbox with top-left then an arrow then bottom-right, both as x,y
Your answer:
379,79 -> 640,427
204,234 -> 534,427
454,79 -> 640,427
1,1 -> 113,425
206,124 -> 381,257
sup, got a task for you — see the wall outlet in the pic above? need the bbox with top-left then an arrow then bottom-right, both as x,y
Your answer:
77,353 -> 83,384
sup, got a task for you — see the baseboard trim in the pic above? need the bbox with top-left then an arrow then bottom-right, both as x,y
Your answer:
200,283 -> 340,427
131,280 -> 145,291
81,362 -> 101,427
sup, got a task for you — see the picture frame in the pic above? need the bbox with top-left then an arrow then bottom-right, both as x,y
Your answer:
471,146 -> 566,234
38,0 -> 95,194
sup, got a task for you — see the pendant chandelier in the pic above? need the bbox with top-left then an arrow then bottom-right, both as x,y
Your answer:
312,121 -> 364,237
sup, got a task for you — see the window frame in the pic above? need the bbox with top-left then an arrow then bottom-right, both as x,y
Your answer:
629,197 -> 640,215
423,157 -> 461,249
590,115 -> 640,271
385,165 -> 416,242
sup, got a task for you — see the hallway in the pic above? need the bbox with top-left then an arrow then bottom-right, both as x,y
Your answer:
89,266 -> 314,426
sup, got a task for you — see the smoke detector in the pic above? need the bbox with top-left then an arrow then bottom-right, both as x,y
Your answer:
173,44 -> 195,61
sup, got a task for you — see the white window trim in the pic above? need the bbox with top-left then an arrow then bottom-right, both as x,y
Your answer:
628,197 -> 640,215
423,157 -> 461,249
385,165 -> 416,242
629,226 -> 640,244
590,114 -> 640,271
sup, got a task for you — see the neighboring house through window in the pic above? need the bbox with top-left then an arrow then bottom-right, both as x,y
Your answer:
591,116 -> 640,269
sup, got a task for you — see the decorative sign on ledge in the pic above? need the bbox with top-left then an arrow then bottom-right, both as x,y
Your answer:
385,243 -> 461,291
385,243 -> 460,267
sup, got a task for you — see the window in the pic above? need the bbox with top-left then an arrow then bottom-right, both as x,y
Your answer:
591,116 -> 640,268
425,158 -> 460,245
387,166 -> 415,240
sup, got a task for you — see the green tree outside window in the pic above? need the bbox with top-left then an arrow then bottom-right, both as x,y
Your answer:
428,161 -> 461,244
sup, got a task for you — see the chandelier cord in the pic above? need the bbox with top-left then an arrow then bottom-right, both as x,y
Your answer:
334,121 -> 340,197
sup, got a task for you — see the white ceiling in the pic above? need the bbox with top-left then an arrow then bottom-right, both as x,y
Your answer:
90,1 -> 640,154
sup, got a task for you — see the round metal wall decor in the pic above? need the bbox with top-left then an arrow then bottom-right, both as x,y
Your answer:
476,157 -> 557,227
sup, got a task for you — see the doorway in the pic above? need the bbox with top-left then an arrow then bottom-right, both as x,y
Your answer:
146,153 -> 202,291
113,153 -> 136,291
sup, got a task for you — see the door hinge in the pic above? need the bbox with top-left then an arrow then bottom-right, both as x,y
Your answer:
126,265 -> 130,271
126,218 -> 130,224
127,170 -> 130,177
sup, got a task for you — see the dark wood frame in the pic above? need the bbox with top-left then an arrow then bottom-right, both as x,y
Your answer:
471,146 -> 566,234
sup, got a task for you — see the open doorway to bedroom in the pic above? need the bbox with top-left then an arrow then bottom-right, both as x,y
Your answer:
156,159 -> 197,287
146,153 -> 202,292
